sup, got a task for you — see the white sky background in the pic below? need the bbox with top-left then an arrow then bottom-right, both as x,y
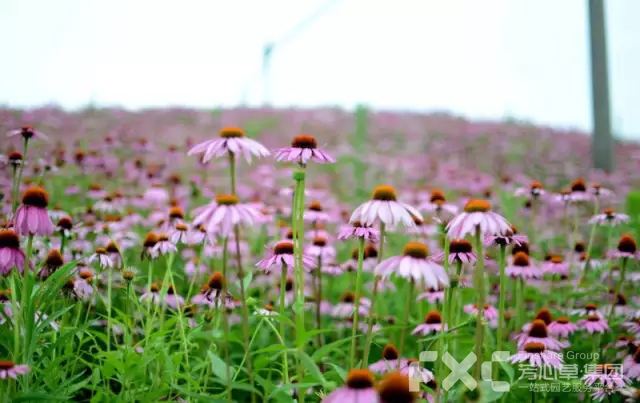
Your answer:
0,0 -> 638,138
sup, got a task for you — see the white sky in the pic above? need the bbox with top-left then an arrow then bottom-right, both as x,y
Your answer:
1,0 -> 638,138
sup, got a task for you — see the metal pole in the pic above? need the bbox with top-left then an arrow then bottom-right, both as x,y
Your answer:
588,0 -> 613,172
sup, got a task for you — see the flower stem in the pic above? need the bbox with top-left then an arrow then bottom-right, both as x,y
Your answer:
362,222 -> 385,366
11,138 -> 29,213
516,278 -> 525,330
497,244 -> 507,353
473,226 -> 485,380
608,257 -> 627,321
291,169 -> 307,399
349,237 -> 366,368
579,199 -> 600,286
233,225 -> 255,403
398,280 -> 414,355
437,237 -> 451,385
220,238 -> 233,400
279,263 -> 290,383
228,152 -> 237,194
106,267 -> 112,352
315,255 -> 323,349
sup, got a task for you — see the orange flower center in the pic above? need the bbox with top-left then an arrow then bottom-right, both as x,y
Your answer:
22,186 -> 49,208
219,127 -> 245,138
216,194 -> 239,206
403,242 -> 428,259
346,369 -> 374,389
291,134 -> 317,149
372,185 -> 397,201
464,199 -> 491,213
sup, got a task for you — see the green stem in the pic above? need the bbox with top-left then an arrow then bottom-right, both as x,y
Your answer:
517,278 -> 525,330
451,261 -> 463,356
362,222 -> 385,366
350,238 -> 366,368
106,268 -> 112,352
315,255 -> 323,349
608,258 -> 627,321
292,168 -> 307,400
399,280 -> 414,355
497,245 -> 507,353
279,263 -> 290,383
233,225 -> 255,403
228,152 -> 237,194
12,139 -> 29,213
473,226 -> 485,380
437,237 -> 451,390
220,239 -> 233,400
579,199 -> 600,286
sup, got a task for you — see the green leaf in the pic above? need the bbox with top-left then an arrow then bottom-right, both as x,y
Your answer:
208,351 -> 231,382
296,351 -> 327,385
13,393 -> 69,402
243,271 -> 253,293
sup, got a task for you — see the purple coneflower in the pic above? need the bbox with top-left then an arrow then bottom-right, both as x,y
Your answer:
464,303 -> 498,323
515,319 -> 567,350
589,208 -> 630,226
13,186 -> 54,236
255,240 -> 316,274
484,225 -> 528,247
305,236 -> 335,260
432,239 -> 476,264
304,200 -> 331,223
349,185 -> 422,228
192,194 -> 261,237
446,199 -> 510,239
510,342 -> 563,369
187,127 -> 270,163
506,252 -> 541,279
332,292 -> 370,318
7,126 -> 47,141
322,369 -> 379,403
548,316 -> 578,338
623,318 -> 640,335
152,233 -> 177,256
398,359 -> 435,386
38,249 -> 64,279
140,283 -> 161,305
275,134 -> 335,165
568,178 -> 592,202
419,189 -> 458,221
375,241 -> 448,288
578,314 -> 610,334
70,269 -> 94,300
608,234 -> 638,260
591,183 -> 615,199
412,310 -> 446,335
338,221 -> 379,242
164,285 -> 184,309
369,344 -> 408,374
583,364 -> 628,401
0,228 -> 25,275
417,288 -> 445,304
377,371 -> 417,403
88,247 -> 114,269
542,255 -> 569,276
623,350 -> 640,380
514,180 -> 546,199
0,360 -> 30,379
141,232 -> 159,260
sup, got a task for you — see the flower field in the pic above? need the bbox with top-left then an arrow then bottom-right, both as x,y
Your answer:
1,106 -> 640,402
